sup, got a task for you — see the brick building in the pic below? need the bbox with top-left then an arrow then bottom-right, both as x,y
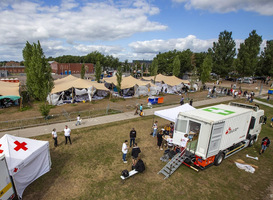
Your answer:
49,61 -> 94,75
0,66 -> 25,73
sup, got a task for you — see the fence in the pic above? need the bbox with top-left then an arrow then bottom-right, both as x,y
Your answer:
0,92 -> 211,132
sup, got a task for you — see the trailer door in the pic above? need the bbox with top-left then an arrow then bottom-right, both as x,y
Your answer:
207,122 -> 225,157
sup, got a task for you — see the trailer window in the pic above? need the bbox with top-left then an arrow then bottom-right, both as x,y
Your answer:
176,119 -> 188,133
259,116 -> 264,124
249,117 -> 256,129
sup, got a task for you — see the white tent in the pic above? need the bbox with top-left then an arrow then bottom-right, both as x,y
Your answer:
0,134 -> 51,199
154,103 -> 196,122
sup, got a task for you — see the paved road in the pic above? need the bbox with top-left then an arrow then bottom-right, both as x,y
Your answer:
1,96 -> 234,138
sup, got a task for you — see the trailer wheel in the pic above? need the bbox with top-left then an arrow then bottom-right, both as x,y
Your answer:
214,152 -> 224,166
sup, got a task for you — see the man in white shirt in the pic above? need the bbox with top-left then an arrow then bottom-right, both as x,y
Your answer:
64,125 -> 72,145
180,134 -> 189,151
52,128 -> 58,147
122,140 -> 129,163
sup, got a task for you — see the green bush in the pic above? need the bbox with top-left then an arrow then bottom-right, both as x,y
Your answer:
39,104 -> 51,119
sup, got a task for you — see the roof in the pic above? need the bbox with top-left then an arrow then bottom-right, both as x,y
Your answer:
0,81 -> 20,97
51,75 -> 108,94
103,75 -> 154,89
181,104 -> 252,123
142,74 -> 190,86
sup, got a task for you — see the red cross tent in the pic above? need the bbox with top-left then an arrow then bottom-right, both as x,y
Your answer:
0,134 -> 51,199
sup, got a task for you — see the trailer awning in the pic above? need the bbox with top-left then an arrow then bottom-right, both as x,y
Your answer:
154,103 -> 196,122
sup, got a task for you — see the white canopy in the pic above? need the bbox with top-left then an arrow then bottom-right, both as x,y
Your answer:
0,134 -> 51,198
154,103 -> 196,122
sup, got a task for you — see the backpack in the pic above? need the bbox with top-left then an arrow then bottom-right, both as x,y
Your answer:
121,169 -> 129,177
135,159 -> 145,173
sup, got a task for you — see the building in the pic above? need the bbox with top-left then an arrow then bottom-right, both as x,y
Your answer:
49,61 -> 94,75
0,66 -> 25,74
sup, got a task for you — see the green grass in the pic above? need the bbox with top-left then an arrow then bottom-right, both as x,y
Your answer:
23,100 -> 273,200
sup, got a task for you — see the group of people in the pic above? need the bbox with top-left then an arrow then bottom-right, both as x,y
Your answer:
51,125 -> 72,147
121,128 -> 141,168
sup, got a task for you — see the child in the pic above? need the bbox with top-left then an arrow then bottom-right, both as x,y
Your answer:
76,115 -> 81,126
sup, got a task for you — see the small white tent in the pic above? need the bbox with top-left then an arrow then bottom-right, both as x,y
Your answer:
154,103 -> 196,122
0,134 -> 51,199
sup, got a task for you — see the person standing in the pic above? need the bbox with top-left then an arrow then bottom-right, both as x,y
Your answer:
152,121 -> 158,137
131,143 -> 141,166
122,140 -> 129,163
76,115 -> 81,126
180,134 -> 189,152
52,128 -> 58,147
157,129 -> 164,150
260,137 -> 270,155
189,99 -> 193,106
64,125 -> 72,145
130,128 -> 137,147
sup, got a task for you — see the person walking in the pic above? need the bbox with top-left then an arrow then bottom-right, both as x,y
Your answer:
64,125 -> 72,145
122,140 -> 129,163
131,143 -> 141,167
75,115 -> 81,126
130,128 -> 137,147
260,137 -> 270,155
180,96 -> 184,105
52,128 -> 58,147
152,121 -> 158,137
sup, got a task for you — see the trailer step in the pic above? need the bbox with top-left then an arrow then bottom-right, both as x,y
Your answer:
158,150 -> 186,179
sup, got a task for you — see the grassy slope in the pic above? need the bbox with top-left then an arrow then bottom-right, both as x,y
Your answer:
23,102 -> 273,200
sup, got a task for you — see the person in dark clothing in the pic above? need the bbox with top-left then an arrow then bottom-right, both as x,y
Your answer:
157,129 -> 164,150
263,116 -> 267,124
189,99 -> 193,106
131,143 -> 141,166
130,128 -> 137,147
260,137 -> 270,155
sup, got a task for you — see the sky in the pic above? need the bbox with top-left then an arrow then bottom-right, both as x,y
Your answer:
0,0 -> 273,62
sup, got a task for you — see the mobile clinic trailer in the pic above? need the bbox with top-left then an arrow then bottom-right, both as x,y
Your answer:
158,102 -> 264,178
0,155 -> 15,200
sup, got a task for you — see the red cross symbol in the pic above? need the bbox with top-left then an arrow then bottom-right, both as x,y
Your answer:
14,141 -> 28,151
14,168 -> 18,173
0,144 -> 3,154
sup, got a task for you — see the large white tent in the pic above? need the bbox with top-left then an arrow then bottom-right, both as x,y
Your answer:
154,103 -> 195,122
0,134 -> 51,199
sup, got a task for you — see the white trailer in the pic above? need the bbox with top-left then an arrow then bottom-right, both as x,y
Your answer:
0,155 -> 15,200
173,102 -> 264,169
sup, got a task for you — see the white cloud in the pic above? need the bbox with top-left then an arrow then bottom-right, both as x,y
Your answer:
129,35 -> 216,54
0,0 -> 167,60
172,0 -> 273,15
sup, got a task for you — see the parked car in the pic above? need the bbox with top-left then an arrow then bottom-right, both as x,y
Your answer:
242,77 -> 254,84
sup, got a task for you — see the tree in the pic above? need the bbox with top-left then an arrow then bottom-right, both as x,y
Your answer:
150,58 -> 158,83
22,41 -> 54,101
237,30 -> 262,76
116,65 -> 123,94
95,61 -> 102,83
200,55 -> 213,84
259,40 -> 273,76
81,64 -> 85,79
210,30 -> 236,77
172,55 -> 180,77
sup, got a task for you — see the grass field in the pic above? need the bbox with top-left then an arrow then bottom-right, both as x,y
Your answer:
23,101 -> 273,200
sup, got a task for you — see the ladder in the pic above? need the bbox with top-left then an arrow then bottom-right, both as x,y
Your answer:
158,149 -> 186,179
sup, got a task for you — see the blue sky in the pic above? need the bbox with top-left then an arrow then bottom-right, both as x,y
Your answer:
0,0 -> 272,62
